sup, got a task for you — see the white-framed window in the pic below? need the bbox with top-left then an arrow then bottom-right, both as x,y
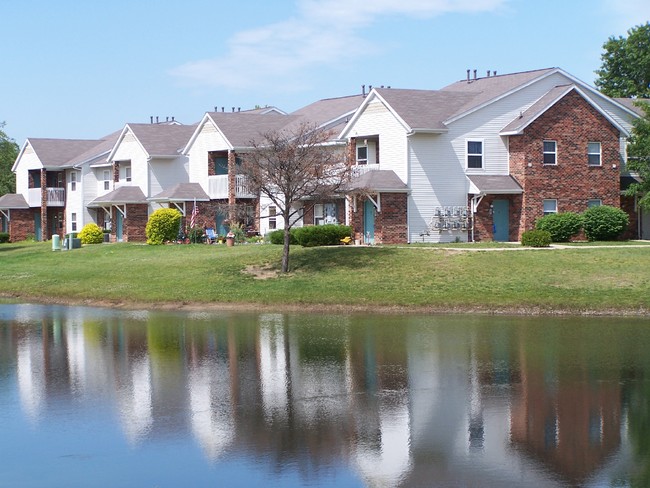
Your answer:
543,140 -> 557,165
70,171 -> 77,191
268,206 -> 277,230
314,203 -> 338,225
543,199 -> 558,215
125,165 -> 132,182
588,142 -> 601,166
71,213 -> 77,232
103,170 -> 111,191
587,199 -> 602,208
467,140 -> 483,169
356,145 -> 368,165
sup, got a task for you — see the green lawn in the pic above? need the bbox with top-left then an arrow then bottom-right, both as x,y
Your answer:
1,241 -> 649,314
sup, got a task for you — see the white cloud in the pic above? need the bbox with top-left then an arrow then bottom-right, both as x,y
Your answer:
170,0 -> 507,91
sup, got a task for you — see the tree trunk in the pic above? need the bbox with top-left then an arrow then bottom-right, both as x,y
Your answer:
282,223 -> 291,273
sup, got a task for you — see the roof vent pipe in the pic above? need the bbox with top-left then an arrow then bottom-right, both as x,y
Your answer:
156,116 -> 159,123
467,69 -> 470,82
369,85 -> 372,91
362,84 -> 366,96
214,106 -> 218,112
487,70 -> 491,77
232,107 -> 235,112
238,107 -> 240,112
150,116 -> 153,124
494,70 -> 497,76
166,116 -> 169,122
222,107 -> 224,112
473,69 -> 477,80
172,116 -> 175,122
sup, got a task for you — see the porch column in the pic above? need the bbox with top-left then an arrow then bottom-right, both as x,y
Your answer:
40,169 -> 47,241
228,150 -> 236,221
348,137 -> 356,166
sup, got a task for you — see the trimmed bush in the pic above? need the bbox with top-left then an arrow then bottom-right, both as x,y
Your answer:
521,229 -> 552,247
293,224 -> 353,247
78,223 -> 104,244
0,232 -> 9,243
268,229 -> 297,245
582,205 -> 629,241
535,212 -> 583,242
146,208 -> 182,245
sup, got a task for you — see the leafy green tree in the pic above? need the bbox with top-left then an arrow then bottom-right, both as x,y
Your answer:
626,101 -> 650,208
595,22 -> 650,98
0,122 -> 19,196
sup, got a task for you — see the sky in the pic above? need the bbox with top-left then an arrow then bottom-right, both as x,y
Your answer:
1,0 -> 649,145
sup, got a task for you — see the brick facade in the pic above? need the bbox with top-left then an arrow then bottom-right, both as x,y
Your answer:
110,204 -> 148,242
471,194 -> 523,242
8,209 -> 34,242
508,90 -> 621,240
347,193 -> 408,244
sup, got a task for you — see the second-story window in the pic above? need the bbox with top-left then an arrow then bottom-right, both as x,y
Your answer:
70,171 -> 77,191
103,170 -> 111,191
125,166 -> 132,182
268,206 -> 277,230
588,142 -> 601,166
467,140 -> 483,169
356,145 -> 368,165
543,140 -> 557,165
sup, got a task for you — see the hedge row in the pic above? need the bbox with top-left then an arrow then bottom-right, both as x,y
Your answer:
535,205 -> 629,242
268,225 -> 352,247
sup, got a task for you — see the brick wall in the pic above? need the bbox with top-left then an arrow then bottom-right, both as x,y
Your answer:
471,194 -> 523,242
347,193 -> 408,244
8,209 -> 34,242
509,90 -> 621,240
124,204 -> 148,242
620,195 -> 639,239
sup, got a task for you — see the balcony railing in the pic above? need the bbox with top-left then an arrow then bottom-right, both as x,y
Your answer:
351,164 -> 381,178
207,175 -> 256,199
28,187 -> 65,207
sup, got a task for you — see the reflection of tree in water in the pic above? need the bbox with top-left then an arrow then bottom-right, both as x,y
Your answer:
622,367 -> 650,488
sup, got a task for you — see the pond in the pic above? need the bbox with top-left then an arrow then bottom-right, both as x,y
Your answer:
0,304 -> 649,487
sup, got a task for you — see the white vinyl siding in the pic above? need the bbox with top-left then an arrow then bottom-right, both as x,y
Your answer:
14,143 -> 42,196
187,119 -> 231,192
111,129 -> 148,196
466,140 -> 483,169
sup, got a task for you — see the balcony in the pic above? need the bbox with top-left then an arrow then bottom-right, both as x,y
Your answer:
207,175 -> 256,199
351,164 -> 381,178
28,187 -> 65,207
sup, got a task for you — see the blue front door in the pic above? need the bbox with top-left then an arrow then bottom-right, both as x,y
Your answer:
34,213 -> 42,241
364,199 -> 375,244
492,199 -> 509,242
116,211 -> 123,242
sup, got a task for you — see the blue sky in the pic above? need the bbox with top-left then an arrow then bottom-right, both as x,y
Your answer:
2,0 -> 649,145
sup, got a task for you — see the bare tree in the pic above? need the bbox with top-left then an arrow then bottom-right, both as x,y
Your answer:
241,122 -> 352,272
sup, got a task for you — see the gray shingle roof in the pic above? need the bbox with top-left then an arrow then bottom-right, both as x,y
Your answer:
0,193 -> 29,209
373,88 -> 475,132
289,94 -> 365,133
67,130 -> 123,167
500,85 -> 575,135
467,175 -> 523,194
126,123 -> 198,156
205,113 -> 300,147
88,186 -> 147,206
28,138 -> 103,168
614,98 -> 648,116
344,170 -> 408,192
150,183 -> 210,202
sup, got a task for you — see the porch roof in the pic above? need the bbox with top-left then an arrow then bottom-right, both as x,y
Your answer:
467,175 -> 523,195
88,186 -> 147,206
0,193 -> 29,209
150,183 -> 210,202
343,170 -> 409,193
621,174 -> 642,191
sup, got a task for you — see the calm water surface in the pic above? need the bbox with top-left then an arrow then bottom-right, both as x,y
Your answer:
1,304 -> 649,487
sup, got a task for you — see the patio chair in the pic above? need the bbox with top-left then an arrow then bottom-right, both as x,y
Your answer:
205,228 -> 217,244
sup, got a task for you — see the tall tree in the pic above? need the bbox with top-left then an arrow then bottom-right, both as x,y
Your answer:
595,22 -> 650,98
241,122 -> 352,273
625,101 -> 650,209
0,122 -> 19,196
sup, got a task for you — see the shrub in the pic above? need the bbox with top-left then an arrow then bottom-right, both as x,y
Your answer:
293,224 -> 353,247
228,222 -> 247,244
582,205 -> 629,241
535,212 -> 583,242
78,223 -> 104,244
0,232 -> 9,243
521,229 -> 552,247
188,226 -> 204,244
268,229 -> 297,245
146,208 -> 182,245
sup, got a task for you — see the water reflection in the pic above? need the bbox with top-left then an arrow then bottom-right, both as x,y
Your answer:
1,304 -> 649,487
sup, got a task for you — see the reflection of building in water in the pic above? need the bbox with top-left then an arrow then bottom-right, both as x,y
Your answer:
17,333 -> 46,422
510,339 -> 622,486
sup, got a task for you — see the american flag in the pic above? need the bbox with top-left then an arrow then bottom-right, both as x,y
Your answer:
190,200 -> 198,228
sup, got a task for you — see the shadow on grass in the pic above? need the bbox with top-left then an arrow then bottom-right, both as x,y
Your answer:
290,246 -> 398,273
0,245 -> 26,253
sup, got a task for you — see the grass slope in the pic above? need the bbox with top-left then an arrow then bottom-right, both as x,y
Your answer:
0,241 -> 649,314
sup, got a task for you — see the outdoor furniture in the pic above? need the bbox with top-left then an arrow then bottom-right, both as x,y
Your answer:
205,228 -> 217,244
340,236 -> 352,245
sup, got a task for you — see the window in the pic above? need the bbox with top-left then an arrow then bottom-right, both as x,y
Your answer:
588,142 -> 601,166
543,199 -> 557,215
125,166 -> 132,182
467,141 -> 483,169
356,145 -> 368,165
268,206 -> 277,230
71,213 -> 77,232
543,140 -> 557,165
103,170 -> 110,191
70,171 -> 77,191
314,203 -> 338,225
587,199 -> 602,208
